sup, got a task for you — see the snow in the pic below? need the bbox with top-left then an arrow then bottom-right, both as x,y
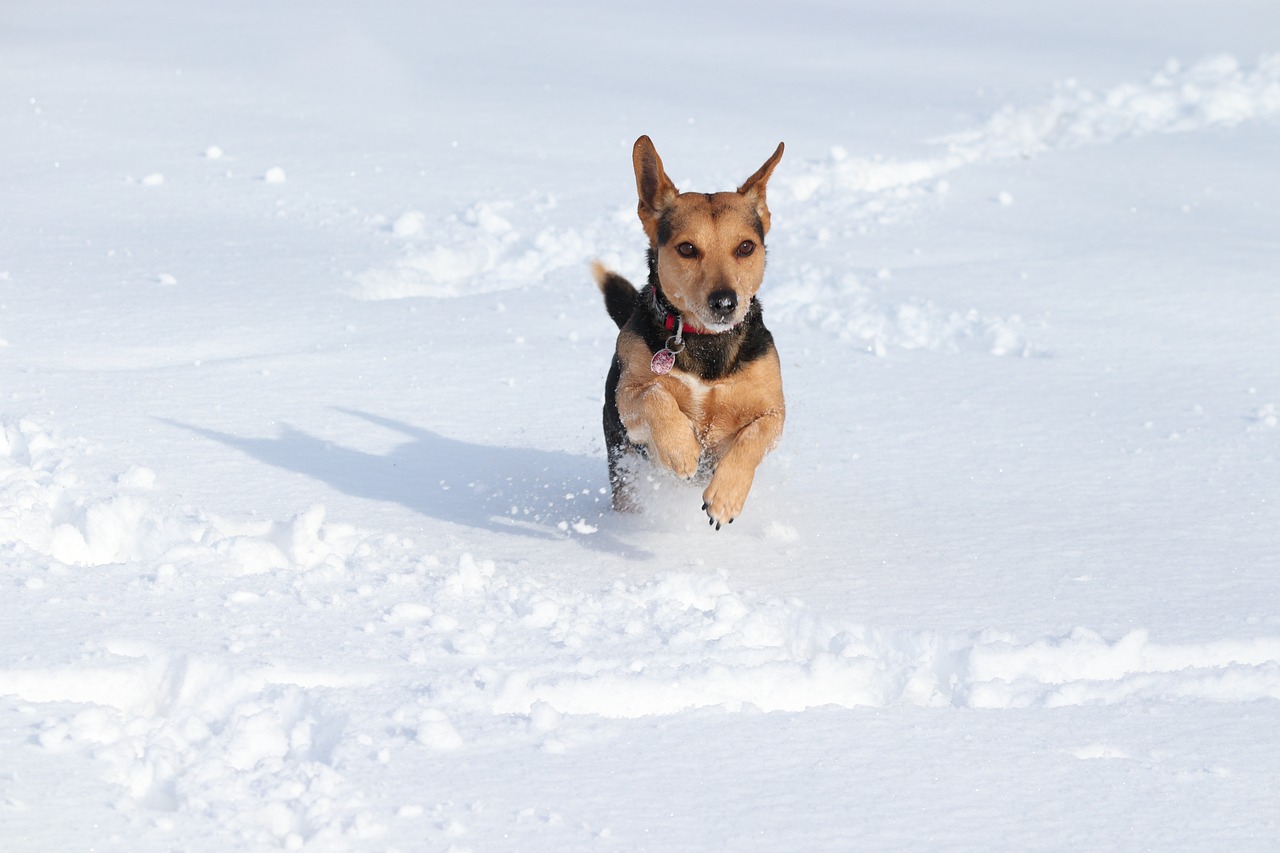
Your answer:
2,0 -> 1280,850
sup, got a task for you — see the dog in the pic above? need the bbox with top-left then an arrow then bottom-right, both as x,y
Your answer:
594,135 -> 786,529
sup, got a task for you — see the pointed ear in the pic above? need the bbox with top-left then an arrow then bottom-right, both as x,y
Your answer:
632,135 -> 679,242
737,142 -> 785,234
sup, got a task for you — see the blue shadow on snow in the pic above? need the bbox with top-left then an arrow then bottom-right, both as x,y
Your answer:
165,409 -> 643,555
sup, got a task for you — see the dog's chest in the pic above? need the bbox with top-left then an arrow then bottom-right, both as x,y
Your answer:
665,369 -> 741,446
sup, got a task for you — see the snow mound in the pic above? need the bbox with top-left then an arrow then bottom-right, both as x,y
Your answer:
770,266 -> 1039,356
354,200 -> 594,300
12,650 -> 378,847
1,419 -> 364,574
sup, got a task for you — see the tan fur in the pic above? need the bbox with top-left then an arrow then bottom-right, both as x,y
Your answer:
606,135 -> 786,527
590,259 -> 609,286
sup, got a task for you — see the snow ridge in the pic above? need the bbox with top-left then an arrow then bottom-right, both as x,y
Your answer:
790,53 -> 1280,199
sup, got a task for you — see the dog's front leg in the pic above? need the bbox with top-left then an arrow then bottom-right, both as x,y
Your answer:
615,334 -> 701,479
702,409 -> 784,527
620,383 -> 701,479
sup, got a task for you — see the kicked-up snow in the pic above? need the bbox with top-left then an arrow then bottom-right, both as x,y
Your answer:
2,0 -> 1279,850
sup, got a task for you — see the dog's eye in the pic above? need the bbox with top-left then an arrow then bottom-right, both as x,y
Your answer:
675,242 -> 697,258
736,240 -> 756,257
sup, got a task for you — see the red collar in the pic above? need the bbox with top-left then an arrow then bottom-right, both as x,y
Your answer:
650,283 -> 724,336
661,312 -> 714,335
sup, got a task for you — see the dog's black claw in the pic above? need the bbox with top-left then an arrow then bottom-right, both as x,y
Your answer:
701,502 -> 708,511
715,521 -> 722,531
728,518 -> 734,524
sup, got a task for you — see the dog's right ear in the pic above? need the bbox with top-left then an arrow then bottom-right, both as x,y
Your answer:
737,142 -> 785,236
632,135 -> 678,244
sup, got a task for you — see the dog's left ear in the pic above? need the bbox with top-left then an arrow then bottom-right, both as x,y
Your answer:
737,142 -> 785,234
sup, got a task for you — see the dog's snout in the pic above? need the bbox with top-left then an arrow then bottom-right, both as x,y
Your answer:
708,290 -> 738,318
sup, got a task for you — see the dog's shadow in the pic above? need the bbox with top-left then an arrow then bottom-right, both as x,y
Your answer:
166,409 -> 645,555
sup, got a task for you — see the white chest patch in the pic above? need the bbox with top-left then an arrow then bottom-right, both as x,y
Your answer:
672,369 -> 713,422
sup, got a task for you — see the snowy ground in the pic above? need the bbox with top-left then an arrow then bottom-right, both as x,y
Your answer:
3,1 -> 1280,850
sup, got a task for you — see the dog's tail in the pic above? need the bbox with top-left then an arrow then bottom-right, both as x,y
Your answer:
592,261 -> 638,329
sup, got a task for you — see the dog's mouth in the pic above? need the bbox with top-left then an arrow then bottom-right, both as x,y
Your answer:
682,305 -> 744,334
697,315 -> 741,334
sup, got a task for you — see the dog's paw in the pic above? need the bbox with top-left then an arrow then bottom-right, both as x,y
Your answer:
653,429 -> 701,480
701,471 -> 752,531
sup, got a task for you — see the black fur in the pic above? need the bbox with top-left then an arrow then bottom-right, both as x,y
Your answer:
657,212 -> 675,247
602,353 -> 635,509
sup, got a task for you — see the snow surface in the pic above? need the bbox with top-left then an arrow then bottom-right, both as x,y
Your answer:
3,1 -> 1280,850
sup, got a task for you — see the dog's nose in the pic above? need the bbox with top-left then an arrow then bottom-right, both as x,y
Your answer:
708,290 -> 738,318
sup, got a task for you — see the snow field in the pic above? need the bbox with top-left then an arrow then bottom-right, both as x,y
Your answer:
3,1 -> 1280,847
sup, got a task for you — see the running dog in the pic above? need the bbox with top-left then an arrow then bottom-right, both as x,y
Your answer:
594,135 -> 785,529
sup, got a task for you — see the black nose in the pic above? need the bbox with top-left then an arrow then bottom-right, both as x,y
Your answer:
708,290 -> 738,318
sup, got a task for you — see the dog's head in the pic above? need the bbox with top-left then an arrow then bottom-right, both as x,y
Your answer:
632,135 -> 784,332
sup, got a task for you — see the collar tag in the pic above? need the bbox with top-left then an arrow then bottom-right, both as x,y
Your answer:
650,348 -> 676,375
650,317 -> 684,375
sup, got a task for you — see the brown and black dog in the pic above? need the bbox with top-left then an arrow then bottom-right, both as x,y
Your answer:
594,135 -> 786,529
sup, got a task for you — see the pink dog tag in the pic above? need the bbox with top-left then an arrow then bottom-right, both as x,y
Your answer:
650,318 -> 684,376
650,348 -> 676,375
